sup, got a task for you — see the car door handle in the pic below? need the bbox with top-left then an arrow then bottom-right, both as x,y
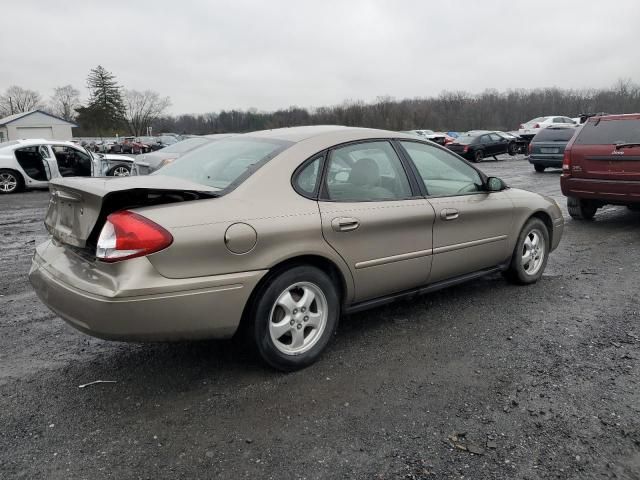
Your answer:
440,208 -> 459,221
331,217 -> 360,232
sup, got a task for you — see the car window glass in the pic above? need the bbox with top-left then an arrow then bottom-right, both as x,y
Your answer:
480,135 -> 491,144
324,141 -> 412,202
553,118 -> 564,123
574,118 -> 640,145
294,156 -> 322,197
400,141 -> 483,197
489,133 -> 502,141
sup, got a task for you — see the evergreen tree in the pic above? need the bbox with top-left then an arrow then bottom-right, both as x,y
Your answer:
76,66 -> 126,135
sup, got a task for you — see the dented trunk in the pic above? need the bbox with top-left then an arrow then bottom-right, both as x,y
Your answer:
44,175 -> 219,249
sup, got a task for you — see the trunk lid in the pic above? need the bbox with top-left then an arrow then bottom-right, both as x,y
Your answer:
529,140 -> 567,160
45,175 -> 219,248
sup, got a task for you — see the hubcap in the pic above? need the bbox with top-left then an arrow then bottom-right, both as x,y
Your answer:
0,173 -> 18,192
269,282 -> 328,355
521,229 -> 545,275
113,166 -> 130,176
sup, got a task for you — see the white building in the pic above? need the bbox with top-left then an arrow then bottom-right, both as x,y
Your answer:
0,110 -> 77,142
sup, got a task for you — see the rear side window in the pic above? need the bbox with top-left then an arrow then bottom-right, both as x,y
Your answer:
324,141 -> 412,202
574,119 -> 640,145
532,128 -> 576,142
293,156 -> 322,198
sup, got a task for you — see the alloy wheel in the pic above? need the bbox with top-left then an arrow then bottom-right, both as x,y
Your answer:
521,229 -> 545,275
268,282 -> 328,355
0,172 -> 18,193
112,166 -> 131,176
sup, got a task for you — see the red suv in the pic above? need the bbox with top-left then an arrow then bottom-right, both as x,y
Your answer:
561,113 -> 640,220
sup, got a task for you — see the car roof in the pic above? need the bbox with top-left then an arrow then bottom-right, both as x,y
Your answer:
241,125 -> 418,143
588,113 -> 640,121
0,138 -> 77,150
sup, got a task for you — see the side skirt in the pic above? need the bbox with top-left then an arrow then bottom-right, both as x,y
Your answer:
343,262 -> 510,315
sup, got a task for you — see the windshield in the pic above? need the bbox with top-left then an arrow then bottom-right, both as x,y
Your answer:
160,137 -> 210,154
574,118 -> 640,145
532,128 -> 576,142
156,137 -> 292,190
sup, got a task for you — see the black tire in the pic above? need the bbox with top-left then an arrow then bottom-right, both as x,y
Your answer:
0,169 -> 24,194
472,150 -> 483,163
567,197 -> 597,220
250,265 -> 340,371
504,218 -> 550,285
107,164 -> 131,177
534,164 -> 546,173
508,142 -> 517,156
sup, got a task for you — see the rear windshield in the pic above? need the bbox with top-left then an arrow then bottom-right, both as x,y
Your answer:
160,137 -> 210,154
574,119 -> 640,145
156,137 -> 292,191
532,128 -> 576,142
526,117 -> 548,124
453,134 -> 477,145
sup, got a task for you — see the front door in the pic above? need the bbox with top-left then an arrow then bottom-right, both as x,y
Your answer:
398,140 -> 514,282
318,140 -> 435,302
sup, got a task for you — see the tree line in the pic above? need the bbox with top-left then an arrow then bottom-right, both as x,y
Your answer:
153,79 -> 640,135
2,70 -> 639,137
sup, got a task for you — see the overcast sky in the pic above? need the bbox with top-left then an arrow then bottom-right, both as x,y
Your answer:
1,0 -> 639,114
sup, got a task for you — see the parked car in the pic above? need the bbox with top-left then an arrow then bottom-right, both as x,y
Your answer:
496,131 -> 528,154
446,131 -> 516,162
527,126 -> 577,172
518,116 -> 577,140
133,134 -> 235,174
560,113 -> 640,219
403,130 -> 447,145
30,126 -> 563,370
0,139 -> 135,193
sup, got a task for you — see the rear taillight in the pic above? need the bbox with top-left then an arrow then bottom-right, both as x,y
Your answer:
463,146 -> 469,153
528,142 -> 533,154
562,148 -> 572,173
533,123 -> 540,129
96,210 -> 173,262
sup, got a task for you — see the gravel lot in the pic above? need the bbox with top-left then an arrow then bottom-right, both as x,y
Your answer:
1,155 -> 639,479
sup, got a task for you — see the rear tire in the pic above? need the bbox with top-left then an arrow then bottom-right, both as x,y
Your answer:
250,265 -> 340,371
534,164 -> 546,173
0,169 -> 24,194
508,143 -> 517,156
568,197 -> 597,220
473,150 -> 483,163
504,218 -> 549,285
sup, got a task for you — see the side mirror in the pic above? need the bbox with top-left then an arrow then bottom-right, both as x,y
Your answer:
486,177 -> 506,192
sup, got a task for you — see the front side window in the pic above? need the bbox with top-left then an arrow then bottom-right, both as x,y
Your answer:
157,137 -> 292,191
400,141 -> 483,197
324,141 -> 412,202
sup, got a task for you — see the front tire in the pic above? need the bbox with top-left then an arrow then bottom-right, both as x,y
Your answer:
567,197 -> 597,220
251,266 -> 340,371
505,218 -> 549,285
0,169 -> 24,194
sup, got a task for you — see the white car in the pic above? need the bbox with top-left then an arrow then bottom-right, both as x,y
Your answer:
0,139 -> 135,194
518,116 -> 577,138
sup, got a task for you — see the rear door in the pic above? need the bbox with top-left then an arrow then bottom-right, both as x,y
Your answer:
318,140 -> 435,302
398,140 -> 513,282
571,117 -> 640,181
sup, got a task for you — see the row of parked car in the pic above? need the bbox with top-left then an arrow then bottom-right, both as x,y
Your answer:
78,135 -> 181,155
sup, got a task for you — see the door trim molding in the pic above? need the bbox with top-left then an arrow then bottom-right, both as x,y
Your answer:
433,235 -> 507,255
354,248 -> 432,269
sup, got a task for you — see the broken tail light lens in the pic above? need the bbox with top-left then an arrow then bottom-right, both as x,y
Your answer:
96,211 -> 173,262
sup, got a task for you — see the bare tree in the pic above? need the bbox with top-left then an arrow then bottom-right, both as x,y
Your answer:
0,86 -> 43,117
124,90 -> 171,136
50,85 -> 81,121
